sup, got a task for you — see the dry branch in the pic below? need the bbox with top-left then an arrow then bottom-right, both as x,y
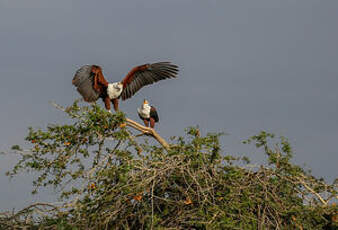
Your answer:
126,118 -> 170,151
297,178 -> 328,206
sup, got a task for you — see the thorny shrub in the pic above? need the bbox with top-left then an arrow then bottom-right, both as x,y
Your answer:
1,102 -> 337,229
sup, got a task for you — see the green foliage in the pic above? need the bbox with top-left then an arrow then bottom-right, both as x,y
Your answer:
1,103 -> 337,229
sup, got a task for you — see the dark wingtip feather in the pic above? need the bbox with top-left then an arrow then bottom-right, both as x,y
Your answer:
150,62 -> 179,78
121,62 -> 179,100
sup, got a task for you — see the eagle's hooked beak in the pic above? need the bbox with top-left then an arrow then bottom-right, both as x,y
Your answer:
143,99 -> 149,105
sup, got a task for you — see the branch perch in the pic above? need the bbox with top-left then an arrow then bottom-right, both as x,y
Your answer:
125,118 -> 170,151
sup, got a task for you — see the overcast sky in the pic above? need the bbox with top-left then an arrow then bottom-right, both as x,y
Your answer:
1,0 -> 337,211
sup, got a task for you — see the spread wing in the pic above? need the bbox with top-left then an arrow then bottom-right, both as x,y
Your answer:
72,65 -> 108,102
120,62 -> 178,100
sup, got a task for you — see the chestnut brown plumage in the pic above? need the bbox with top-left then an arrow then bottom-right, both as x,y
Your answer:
72,62 -> 178,112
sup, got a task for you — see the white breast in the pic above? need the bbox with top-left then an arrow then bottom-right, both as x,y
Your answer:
107,82 -> 123,99
138,104 -> 151,119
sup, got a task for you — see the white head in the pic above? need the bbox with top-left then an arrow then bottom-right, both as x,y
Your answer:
116,82 -> 123,90
107,82 -> 123,99
138,99 -> 151,118
142,99 -> 151,108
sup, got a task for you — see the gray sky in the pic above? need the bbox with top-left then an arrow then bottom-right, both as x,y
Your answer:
1,0 -> 337,211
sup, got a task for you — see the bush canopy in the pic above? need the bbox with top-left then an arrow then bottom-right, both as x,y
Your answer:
1,102 -> 337,229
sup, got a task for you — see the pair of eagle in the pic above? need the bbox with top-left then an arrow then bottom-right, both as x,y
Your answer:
72,62 -> 178,128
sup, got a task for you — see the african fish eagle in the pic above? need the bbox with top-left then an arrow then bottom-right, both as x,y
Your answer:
137,99 -> 159,129
72,62 -> 178,112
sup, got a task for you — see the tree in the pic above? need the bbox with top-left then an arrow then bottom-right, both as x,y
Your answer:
1,102 -> 337,229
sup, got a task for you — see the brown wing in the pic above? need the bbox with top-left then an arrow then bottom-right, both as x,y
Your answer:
120,62 -> 178,100
72,65 -> 108,102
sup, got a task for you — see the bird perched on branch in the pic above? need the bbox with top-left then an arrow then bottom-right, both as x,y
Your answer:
72,62 -> 178,112
137,99 -> 159,129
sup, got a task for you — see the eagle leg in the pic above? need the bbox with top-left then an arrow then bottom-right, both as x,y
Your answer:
113,98 -> 119,111
103,96 -> 111,112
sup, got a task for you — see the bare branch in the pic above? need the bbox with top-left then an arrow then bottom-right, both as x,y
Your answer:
126,118 -> 170,151
297,178 -> 328,206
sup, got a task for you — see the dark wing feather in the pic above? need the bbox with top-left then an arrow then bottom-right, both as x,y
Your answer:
150,106 -> 159,122
72,65 -> 108,102
121,62 -> 178,100
72,65 -> 100,102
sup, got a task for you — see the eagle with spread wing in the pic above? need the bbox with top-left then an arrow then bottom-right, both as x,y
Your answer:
72,62 -> 178,112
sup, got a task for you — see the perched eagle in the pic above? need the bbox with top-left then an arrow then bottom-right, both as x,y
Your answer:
137,99 -> 159,129
72,62 -> 178,112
